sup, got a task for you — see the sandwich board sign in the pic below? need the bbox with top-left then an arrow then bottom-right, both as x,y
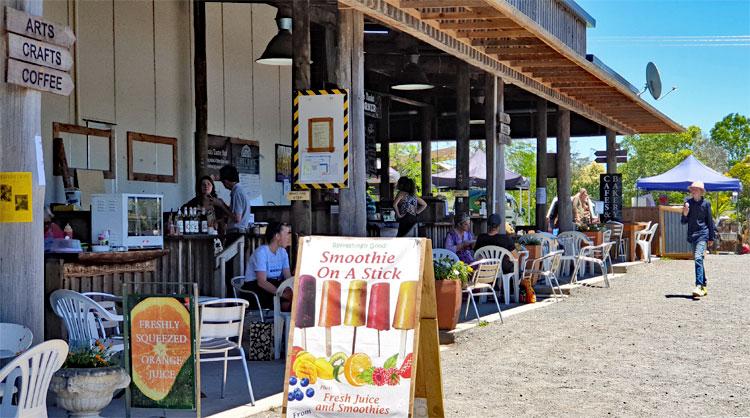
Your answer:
122,282 -> 201,417
283,236 -> 445,417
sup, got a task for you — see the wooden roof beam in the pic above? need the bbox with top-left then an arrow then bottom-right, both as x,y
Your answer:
456,29 -> 534,38
484,45 -> 552,54
512,60 -> 577,68
419,8 -> 502,20
550,81 -> 603,87
439,20 -> 519,30
398,0 -> 486,7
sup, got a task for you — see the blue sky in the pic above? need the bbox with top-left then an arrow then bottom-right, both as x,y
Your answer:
565,0 -> 750,158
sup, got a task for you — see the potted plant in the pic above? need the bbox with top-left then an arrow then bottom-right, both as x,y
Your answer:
518,235 -> 543,260
434,256 -> 473,330
50,340 -> 131,418
578,222 -> 605,245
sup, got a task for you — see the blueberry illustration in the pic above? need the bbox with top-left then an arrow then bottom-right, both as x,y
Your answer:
306,388 -> 315,398
288,392 -> 295,402
300,378 -> 309,387
289,377 -> 298,386
294,389 -> 304,401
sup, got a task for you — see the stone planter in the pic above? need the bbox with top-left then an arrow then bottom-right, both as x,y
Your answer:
51,366 -> 130,418
435,280 -> 462,330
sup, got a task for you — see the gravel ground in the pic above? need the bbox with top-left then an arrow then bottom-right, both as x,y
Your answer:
253,255 -> 750,417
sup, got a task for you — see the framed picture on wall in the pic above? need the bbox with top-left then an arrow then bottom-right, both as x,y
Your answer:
276,144 -> 292,182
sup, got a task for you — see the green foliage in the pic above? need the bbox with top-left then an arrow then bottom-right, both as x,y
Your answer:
63,340 -> 114,368
389,143 -> 422,194
517,235 -> 541,246
505,141 -> 537,224
571,159 -> 605,200
433,257 -> 473,285
710,113 -> 750,165
728,156 -> 750,219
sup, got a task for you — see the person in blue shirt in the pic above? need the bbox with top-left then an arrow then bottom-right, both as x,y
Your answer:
681,181 -> 715,298
243,222 -> 293,310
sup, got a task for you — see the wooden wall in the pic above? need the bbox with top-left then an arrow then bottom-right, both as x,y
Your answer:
506,0 -> 587,55
41,1 -> 292,210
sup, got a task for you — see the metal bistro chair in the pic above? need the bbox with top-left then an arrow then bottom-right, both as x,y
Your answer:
605,221 -> 627,262
0,340 -> 68,418
198,298 -> 255,405
474,246 -> 521,304
571,242 -> 615,287
523,250 -> 565,300
230,276 -> 268,321
463,259 -> 503,324
49,289 -> 124,352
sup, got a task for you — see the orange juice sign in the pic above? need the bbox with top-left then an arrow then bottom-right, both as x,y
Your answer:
284,236 -> 425,417
127,296 -> 196,409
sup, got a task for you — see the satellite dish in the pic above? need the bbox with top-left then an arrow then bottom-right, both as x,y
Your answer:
645,62 -> 662,100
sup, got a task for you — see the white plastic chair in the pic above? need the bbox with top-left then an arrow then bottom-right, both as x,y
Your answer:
635,223 -> 659,263
463,259 -> 503,323
273,277 -> 294,360
230,276 -> 268,321
432,248 -> 459,263
0,340 -> 68,418
557,231 -> 592,278
198,298 -> 255,405
570,242 -> 615,287
81,292 -> 122,339
523,250 -> 565,300
0,324 -> 33,360
49,289 -> 124,352
474,246 -> 521,304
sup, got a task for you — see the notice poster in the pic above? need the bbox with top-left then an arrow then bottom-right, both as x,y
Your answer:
125,295 -> 198,410
0,172 -> 33,223
284,236 -> 425,417
600,173 -> 623,222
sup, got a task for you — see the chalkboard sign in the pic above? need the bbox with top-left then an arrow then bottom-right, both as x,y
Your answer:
600,173 -> 623,222
231,139 -> 260,175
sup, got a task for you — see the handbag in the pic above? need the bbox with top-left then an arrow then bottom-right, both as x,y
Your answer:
242,311 -> 274,361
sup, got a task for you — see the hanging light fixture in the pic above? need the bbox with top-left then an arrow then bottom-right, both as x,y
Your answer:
256,11 -> 292,66
391,54 -> 434,91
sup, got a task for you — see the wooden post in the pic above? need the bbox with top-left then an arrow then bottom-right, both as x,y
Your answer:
496,77 -> 507,232
291,0 -> 312,239
556,108 -> 574,232
484,74 -> 497,216
535,99 -> 548,230
379,97 -> 391,200
420,106 -> 433,197
336,9 -> 366,236
606,128 -> 617,174
0,0 -> 44,343
455,63 -> 470,217
193,0 -> 208,180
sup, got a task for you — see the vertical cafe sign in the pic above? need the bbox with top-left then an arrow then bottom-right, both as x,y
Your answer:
600,173 -> 623,222
125,295 -> 198,410
284,236 -> 424,417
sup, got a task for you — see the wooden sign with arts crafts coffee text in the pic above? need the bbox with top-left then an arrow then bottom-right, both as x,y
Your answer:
4,6 -> 76,96
283,236 -> 445,417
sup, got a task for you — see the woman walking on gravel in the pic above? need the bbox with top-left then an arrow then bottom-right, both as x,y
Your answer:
681,181 -> 715,298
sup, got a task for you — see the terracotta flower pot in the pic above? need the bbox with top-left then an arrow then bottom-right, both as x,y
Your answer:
435,279 -> 462,330
525,244 -> 543,260
583,231 -> 603,246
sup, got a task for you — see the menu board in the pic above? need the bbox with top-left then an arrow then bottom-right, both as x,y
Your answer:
600,173 -> 623,222
283,236 -> 444,418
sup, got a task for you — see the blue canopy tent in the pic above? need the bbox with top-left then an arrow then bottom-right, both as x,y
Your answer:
636,155 -> 742,192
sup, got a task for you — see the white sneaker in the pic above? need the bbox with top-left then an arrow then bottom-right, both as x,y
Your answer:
692,286 -> 703,297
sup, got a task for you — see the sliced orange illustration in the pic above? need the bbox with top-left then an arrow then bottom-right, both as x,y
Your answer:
130,297 -> 192,401
343,353 -> 371,387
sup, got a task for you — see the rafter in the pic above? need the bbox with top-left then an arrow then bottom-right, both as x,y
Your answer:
455,29 -> 534,39
419,8 -> 502,20
398,0 -> 486,7
438,19 -> 519,30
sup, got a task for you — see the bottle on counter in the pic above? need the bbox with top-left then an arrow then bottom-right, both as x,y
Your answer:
200,208 -> 208,234
185,208 -> 193,235
190,207 -> 198,234
176,208 -> 184,235
63,223 -> 73,239
167,209 -> 176,236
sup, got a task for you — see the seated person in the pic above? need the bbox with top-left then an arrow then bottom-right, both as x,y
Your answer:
243,222 -> 293,311
474,214 -> 517,274
444,214 -> 476,264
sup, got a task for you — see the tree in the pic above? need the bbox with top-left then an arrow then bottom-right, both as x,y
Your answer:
693,135 -> 729,174
572,160 -> 605,200
728,156 -> 750,220
505,141 -> 537,225
389,143 -> 423,193
710,113 -> 750,165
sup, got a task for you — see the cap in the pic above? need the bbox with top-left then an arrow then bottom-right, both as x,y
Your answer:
688,181 -> 705,192
488,213 -> 502,227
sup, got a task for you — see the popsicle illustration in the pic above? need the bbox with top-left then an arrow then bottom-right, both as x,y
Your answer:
393,281 -> 418,359
344,280 -> 367,354
366,282 -> 391,357
294,274 -> 317,350
317,280 -> 341,357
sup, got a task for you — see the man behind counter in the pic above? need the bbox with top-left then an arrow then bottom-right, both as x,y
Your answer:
216,164 -> 253,234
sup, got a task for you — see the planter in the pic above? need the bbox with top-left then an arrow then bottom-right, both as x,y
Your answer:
582,231 -> 604,246
51,366 -> 130,418
525,244 -> 543,260
435,280 -> 462,330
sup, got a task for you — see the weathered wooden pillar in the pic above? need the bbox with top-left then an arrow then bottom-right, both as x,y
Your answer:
496,77 -> 507,232
0,0 -> 44,342
484,74 -> 497,216
336,9 -> 366,236
606,128 -> 617,174
455,63 -> 471,217
291,0 -> 312,238
378,97 -> 391,200
556,108 -> 574,232
535,99 -> 548,230
193,0 -> 208,180
420,106 -> 433,197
